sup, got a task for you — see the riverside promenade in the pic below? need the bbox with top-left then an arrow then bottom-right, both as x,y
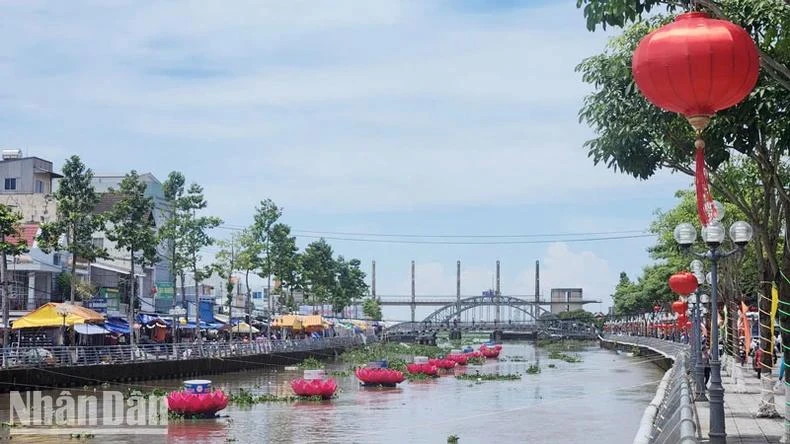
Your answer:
601,335 -> 785,443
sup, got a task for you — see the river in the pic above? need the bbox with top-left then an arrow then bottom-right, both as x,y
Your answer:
1,342 -> 664,443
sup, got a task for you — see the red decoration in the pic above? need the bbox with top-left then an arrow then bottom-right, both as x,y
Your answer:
447,353 -> 468,366
167,390 -> 229,417
406,363 -> 439,376
632,12 -> 759,225
479,345 -> 501,359
672,300 -> 689,315
466,351 -> 483,360
669,272 -> 698,295
428,358 -> 458,370
355,368 -> 405,387
290,378 -> 338,399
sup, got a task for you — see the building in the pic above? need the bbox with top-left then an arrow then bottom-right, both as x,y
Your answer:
0,150 -> 61,223
550,288 -> 584,314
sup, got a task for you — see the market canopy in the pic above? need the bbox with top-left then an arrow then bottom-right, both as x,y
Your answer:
12,303 -> 105,330
271,315 -> 303,330
231,322 -> 259,334
301,315 -> 329,332
74,324 -> 110,335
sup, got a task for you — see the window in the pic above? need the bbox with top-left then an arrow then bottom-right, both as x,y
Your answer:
91,237 -> 104,249
4,178 -> 16,190
35,180 -> 44,193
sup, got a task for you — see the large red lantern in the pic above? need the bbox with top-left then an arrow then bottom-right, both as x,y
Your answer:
632,12 -> 760,225
669,272 -> 698,295
672,300 -> 689,315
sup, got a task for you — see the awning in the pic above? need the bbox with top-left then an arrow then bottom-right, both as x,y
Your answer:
90,262 -> 145,278
231,322 -> 259,334
271,314 -> 303,330
12,303 -> 105,330
74,324 -> 110,335
105,317 -> 130,335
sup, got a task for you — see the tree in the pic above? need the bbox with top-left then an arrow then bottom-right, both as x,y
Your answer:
38,156 -> 108,302
106,170 -> 159,346
575,0 -> 790,92
301,239 -> 336,309
251,199 -> 282,313
576,2 -> 790,416
179,184 -> 221,331
362,297 -> 383,321
269,223 -> 301,311
160,171 -> 187,308
334,256 -> 368,315
558,309 -> 595,323
0,205 -> 28,348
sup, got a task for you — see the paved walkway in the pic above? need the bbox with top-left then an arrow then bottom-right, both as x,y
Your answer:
602,335 -> 786,443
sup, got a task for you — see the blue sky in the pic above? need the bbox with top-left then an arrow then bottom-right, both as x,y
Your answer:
0,0 -> 690,320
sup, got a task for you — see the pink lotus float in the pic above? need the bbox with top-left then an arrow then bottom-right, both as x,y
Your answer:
355,368 -> 406,387
428,358 -> 457,370
466,351 -> 484,359
290,378 -> 338,399
167,390 -> 229,418
446,353 -> 468,366
480,345 -> 501,359
406,363 -> 439,377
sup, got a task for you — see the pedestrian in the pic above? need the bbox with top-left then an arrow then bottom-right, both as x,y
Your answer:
754,346 -> 763,378
702,345 -> 711,386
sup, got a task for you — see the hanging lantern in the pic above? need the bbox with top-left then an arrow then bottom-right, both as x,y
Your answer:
672,300 -> 689,315
632,12 -> 760,225
669,272 -> 699,295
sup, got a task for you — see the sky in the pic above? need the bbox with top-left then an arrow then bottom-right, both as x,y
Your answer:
0,0 -> 691,320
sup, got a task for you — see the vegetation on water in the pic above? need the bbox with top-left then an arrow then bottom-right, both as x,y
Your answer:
456,371 -> 521,382
297,357 -> 325,369
526,364 -> 541,375
339,342 -> 449,367
536,339 -> 591,352
499,356 -> 528,362
547,364 -> 556,369
467,357 -> 486,365
548,351 -> 583,363
228,388 -> 327,406
123,388 -> 169,400
448,434 -> 460,443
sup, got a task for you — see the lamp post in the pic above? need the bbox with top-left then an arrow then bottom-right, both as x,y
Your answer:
689,258 -> 711,402
674,217 -> 753,444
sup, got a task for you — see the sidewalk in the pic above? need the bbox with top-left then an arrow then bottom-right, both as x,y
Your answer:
695,367 -> 784,443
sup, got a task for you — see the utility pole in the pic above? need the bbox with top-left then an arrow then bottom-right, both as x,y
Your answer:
372,260 -> 377,301
410,260 -> 416,323
534,260 -> 540,321
456,260 -> 461,319
1,233 -> 7,351
495,260 -> 501,326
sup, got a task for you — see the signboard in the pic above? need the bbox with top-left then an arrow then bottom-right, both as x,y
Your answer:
84,297 -> 107,314
155,282 -> 175,302
252,291 -> 263,300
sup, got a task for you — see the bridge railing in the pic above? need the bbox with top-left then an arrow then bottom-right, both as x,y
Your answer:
0,335 -> 366,369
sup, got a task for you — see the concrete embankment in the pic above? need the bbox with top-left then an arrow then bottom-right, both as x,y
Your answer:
598,336 -> 675,372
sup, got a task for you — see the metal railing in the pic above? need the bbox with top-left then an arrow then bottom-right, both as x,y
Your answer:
0,335 -> 368,369
601,335 -> 698,444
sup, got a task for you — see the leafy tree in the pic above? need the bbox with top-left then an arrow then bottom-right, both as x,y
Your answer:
334,256 -> 368,315
269,223 -> 301,312
106,170 -> 159,346
251,199 -> 282,312
301,239 -> 336,309
38,156 -> 108,302
362,297 -> 383,321
213,235 -> 240,316
0,205 -> 28,347
236,229 -> 262,319
558,309 -> 595,323
160,171 -> 187,308
178,184 -> 221,329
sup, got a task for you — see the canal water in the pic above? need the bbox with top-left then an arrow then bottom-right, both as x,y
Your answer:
2,342 -> 664,443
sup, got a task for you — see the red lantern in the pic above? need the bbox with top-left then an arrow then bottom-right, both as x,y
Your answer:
669,272 -> 698,295
632,12 -> 760,225
672,300 -> 689,315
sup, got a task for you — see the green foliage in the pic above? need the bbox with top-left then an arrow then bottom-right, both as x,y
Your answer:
228,388 -> 302,406
334,256 -> 368,314
0,205 -> 28,257
362,297 -> 383,321
548,351 -> 583,363
251,199 -> 283,287
456,371 -> 521,382
296,357 -> 325,370
301,239 -> 336,305
269,223 -> 301,310
447,435 -> 460,444
557,309 -> 595,323
38,156 -> 108,302
106,171 -> 159,310
179,183 -> 222,309
339,342 -> 448,367
526,364 -> 541,374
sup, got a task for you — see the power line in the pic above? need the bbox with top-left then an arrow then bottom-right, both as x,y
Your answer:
289,228 -> 649,238
291,233 -> 655,245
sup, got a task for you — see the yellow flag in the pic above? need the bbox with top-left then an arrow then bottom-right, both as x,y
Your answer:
771,282 -> 779,352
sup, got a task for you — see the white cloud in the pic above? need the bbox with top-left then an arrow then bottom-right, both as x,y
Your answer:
529,242 -> 613,310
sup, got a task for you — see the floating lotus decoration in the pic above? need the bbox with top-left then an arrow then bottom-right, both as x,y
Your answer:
447,353 -> 468,366
428,358 -> 457,370
479,345 -> 500,359
406,363 -> 439,376
290,378 -> 338,399
466,351 -> 484,359
166,390 -> 229,418
355,368 -> 405,387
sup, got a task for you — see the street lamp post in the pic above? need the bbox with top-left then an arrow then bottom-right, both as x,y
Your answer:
689,259 -> 710,401
674,218 -> 753,444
